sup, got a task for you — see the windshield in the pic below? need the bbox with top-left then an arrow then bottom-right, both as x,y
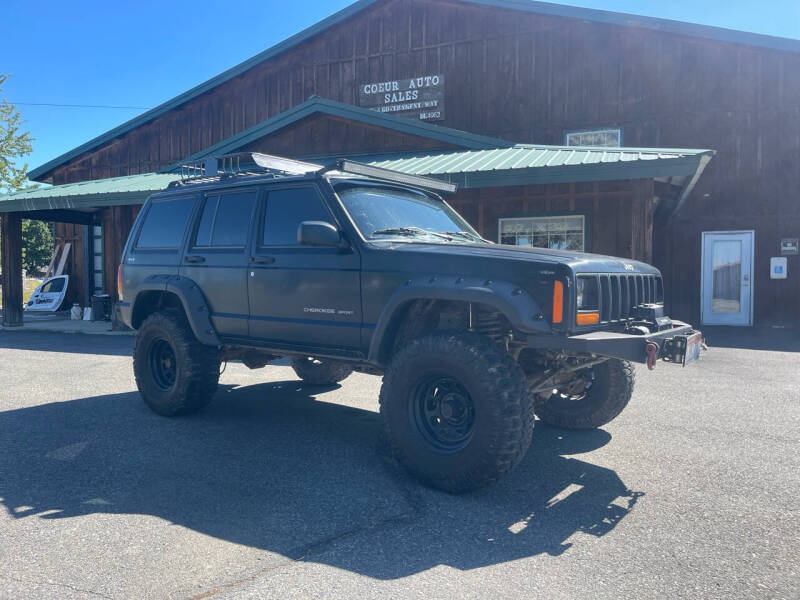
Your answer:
335,184 -> 485,243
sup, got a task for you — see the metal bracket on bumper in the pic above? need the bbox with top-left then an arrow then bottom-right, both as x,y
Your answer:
526,321 -> 701,365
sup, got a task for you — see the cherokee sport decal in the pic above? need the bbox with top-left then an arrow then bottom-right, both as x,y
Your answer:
303,307 -> 356,316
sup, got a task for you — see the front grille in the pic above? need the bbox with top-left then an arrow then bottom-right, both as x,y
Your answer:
594,273 -> 662,322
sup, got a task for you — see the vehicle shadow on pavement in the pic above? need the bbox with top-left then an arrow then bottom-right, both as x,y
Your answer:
0,380 -> 642,579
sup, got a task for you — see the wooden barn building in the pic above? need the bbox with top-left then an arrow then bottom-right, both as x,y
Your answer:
2,0 -> 798,329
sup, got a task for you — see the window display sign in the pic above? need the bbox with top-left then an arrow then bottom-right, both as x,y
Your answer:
359,75 -> 445,121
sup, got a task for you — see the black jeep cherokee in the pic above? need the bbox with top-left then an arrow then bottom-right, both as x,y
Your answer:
118,153 -> 702,493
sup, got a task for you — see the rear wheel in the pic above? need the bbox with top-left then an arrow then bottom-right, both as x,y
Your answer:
290,356 -> 354,385
380,331 -> 534,493
533,358 -> 635,429
133,309 -> 220,416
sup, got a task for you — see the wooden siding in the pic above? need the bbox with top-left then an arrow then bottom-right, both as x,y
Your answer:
47,0 -> 800,189
102,205 -> 140,298
240,113 -> 454,157
449,179 -> 654,262
656,214 -> 800,326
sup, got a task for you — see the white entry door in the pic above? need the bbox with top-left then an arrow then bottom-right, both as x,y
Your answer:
701,231 -> 753,325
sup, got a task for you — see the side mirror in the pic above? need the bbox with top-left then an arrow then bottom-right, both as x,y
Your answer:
297,221 -> 342,247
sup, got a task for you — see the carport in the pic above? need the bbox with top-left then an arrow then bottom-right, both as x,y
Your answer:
0,173 -> 178,327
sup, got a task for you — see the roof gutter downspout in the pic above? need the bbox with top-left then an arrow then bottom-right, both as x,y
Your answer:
667,151 -> 715,221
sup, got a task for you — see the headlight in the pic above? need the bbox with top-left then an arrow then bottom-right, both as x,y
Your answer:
576,276 -> 599,310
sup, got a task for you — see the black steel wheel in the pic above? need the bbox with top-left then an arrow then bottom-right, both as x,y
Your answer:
148,339 -> 177,390
380,331 -> 534,494
410,375 -> 475,452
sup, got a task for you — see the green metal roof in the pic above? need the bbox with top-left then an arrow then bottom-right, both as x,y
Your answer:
0,172 -> 179,213
363,144 -> 715,188
28,0 -> 797,182
2,144 -> 713,215
160,97 -> 511,173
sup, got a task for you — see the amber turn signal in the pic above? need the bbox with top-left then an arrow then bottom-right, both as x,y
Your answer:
552,280 -> 564,323
117,264 -> 124,301
576,311 -> 600,325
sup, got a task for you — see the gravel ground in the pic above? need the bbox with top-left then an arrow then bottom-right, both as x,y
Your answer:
0,330 -> 797,599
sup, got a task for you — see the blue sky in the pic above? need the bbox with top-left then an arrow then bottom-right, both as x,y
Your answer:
5,0 -> 800,180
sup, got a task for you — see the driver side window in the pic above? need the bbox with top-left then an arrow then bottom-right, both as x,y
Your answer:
262,187 -> 332,246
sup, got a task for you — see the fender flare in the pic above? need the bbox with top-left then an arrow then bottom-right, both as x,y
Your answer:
368,276 -> 550,363
132,274 -> 220,346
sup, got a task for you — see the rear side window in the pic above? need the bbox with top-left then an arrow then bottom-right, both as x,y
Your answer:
194,191 -> 257,248
262,187 -> 331,246
136,196 -> 195,249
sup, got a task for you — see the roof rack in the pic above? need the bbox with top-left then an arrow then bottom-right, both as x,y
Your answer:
171,151 -> 457,193
173,152 -> 322,185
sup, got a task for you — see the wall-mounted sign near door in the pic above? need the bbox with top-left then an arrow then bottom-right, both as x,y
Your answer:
780,238 -> 798,255
358,75 -> 445,122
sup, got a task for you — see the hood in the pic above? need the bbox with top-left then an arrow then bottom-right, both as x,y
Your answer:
368,240 -> 660,275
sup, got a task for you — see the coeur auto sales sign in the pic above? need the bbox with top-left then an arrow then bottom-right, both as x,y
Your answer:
358,74 -> 445,122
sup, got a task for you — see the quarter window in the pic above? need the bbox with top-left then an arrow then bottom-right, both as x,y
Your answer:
499,215 -> 586,251
262,187 -> 332,246
136,196 -> 196,249
565,128 -> 622,147
194,191 -> 256,247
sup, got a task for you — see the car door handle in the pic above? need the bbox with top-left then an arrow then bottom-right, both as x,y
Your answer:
250,256 -> 275,264
184,255 -> 206,263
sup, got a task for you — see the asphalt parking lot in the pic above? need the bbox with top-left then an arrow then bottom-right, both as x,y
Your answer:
0,330 -> 798,599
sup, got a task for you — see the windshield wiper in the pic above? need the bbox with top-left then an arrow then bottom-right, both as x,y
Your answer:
370,227 -> 453,241
438,230 -> 487,243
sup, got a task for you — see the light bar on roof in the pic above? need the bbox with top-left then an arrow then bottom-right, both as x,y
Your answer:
248,152 -> 324,174
334,159 -> 457,194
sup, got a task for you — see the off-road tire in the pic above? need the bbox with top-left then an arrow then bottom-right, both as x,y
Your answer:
133,309 -> 220,416
290,357 -> 354,385
534,359 -> 635,429
379,331 -> 534,494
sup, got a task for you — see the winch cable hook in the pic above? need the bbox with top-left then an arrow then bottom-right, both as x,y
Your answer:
645,342 -> 659,371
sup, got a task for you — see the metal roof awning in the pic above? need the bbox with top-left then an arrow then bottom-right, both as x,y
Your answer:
361,144 -> 714,189
0,173 -> 180,216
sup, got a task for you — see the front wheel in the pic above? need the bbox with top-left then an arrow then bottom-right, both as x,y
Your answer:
379,331 -> 534,494
533,358 -> 635,429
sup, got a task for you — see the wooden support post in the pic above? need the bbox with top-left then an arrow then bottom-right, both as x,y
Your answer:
626,180 -> 655,263
1,212 -> 24,327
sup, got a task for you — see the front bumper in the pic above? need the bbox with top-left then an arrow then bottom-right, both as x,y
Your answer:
526,321 -> 702,365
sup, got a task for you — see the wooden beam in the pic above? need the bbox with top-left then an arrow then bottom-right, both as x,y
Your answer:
1,213 -> 24,327
17,209 -> 95,225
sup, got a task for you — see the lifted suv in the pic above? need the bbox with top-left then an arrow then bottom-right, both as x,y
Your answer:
119,153 -> 703,493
